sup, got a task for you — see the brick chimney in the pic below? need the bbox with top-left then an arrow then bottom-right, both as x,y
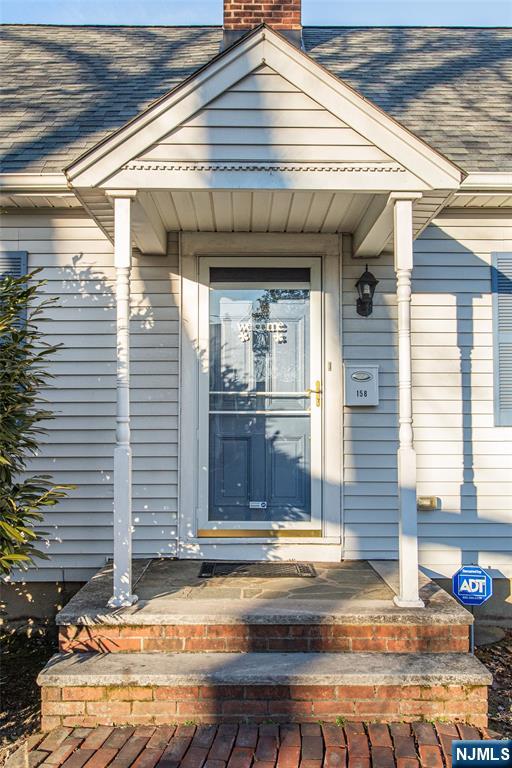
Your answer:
223,1 -> 302,48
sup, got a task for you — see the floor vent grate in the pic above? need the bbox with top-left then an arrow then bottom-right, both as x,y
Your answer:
198,561 -> 317,579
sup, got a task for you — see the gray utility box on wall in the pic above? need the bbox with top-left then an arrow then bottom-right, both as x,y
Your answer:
344,364 -> 379,406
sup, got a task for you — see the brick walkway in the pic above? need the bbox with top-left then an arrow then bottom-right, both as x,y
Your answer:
7,722 -> 497,768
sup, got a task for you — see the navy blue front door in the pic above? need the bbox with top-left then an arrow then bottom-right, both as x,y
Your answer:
208,269 -> 312,524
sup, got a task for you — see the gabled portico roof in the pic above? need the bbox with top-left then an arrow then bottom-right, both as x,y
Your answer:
65,25 -> 463,193
58,25 -> 471,257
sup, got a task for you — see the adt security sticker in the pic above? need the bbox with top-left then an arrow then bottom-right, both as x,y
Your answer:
452,740 -> 512,767
452,565 -> 493,606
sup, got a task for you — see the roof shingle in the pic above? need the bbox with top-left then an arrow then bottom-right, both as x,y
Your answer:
1,25 -> 511,173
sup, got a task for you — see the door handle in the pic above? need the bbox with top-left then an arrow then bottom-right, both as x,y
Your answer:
306,380 -> 322,407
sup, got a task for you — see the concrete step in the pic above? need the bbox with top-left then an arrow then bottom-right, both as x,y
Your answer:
38,651 -> 491,730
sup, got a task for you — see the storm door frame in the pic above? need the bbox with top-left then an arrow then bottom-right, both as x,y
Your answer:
196,256 -> 323,537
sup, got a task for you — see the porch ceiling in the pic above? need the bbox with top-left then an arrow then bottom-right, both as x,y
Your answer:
77,186 -> 450,256
151,189 -> 373,233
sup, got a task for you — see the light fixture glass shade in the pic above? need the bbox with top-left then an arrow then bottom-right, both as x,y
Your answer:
355,265 -> 379,317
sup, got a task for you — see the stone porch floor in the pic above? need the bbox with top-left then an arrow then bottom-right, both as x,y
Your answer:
56,559 -> 467,627
7,721 -> 499,768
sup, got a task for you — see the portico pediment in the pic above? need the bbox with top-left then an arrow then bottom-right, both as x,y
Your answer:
127,63 -> 404,181
65,25 -> 463,193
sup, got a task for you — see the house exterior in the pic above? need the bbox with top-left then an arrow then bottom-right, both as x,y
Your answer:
1,5 -> 511,614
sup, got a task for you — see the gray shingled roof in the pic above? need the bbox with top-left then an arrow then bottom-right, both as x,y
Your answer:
1,25 -> 511,174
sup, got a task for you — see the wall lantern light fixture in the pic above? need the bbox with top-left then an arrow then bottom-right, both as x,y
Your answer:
355,264 -> 379,317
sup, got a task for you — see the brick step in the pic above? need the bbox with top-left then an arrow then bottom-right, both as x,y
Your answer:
58,619 -> 470,653
38,651 -> 491,730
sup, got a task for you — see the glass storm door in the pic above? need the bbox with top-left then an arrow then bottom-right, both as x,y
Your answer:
197,258 -> 322,537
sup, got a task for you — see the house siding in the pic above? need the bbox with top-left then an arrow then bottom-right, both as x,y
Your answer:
138,65 -> 395,167
1,211 -> 180,581
413,209 -> 512,578
342,210 -> 512,579
342,251 -> 399,561
2,208 -> 511,581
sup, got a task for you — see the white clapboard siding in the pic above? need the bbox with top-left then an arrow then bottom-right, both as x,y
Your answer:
1,212 -> 180,581
343,213 -> 512,575
4,205 -> 511,581
342,251 -> 399,559
412,211 -> 512,577
138,65 -> 395,167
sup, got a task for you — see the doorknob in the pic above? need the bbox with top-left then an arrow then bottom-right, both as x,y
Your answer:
306,380 -> 322,407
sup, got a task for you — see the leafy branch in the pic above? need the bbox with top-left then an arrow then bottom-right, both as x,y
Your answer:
0,270 -> 73,575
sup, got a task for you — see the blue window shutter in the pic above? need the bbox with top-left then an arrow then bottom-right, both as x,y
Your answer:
492,252 -> 512,426
0,251 -> 29,327
0,250 -> 28,279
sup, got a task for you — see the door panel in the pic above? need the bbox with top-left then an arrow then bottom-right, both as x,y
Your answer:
267,425 -> 310,516
209,414 -> 311,522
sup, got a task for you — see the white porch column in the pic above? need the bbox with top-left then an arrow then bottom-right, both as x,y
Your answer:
107,191 -> 138,608
393,197 -> 424,608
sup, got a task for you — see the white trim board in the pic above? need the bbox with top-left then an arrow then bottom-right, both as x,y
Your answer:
0,173 -> 69,193
4,170 -> 510,198
461,173 -> 512,192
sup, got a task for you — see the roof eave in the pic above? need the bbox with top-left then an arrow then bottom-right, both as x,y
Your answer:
460,171 -> 512,192
0,172 -> 70,193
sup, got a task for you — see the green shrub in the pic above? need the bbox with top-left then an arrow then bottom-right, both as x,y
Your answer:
0,270 -> 72,575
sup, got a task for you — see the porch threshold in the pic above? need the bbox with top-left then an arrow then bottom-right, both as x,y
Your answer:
56,559 -> 471,628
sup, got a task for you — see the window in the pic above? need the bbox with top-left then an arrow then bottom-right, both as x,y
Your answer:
492,252 -> 512,426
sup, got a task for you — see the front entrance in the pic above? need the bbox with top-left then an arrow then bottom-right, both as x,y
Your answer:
197,258 -> 322,538
179,234 -> 343,560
